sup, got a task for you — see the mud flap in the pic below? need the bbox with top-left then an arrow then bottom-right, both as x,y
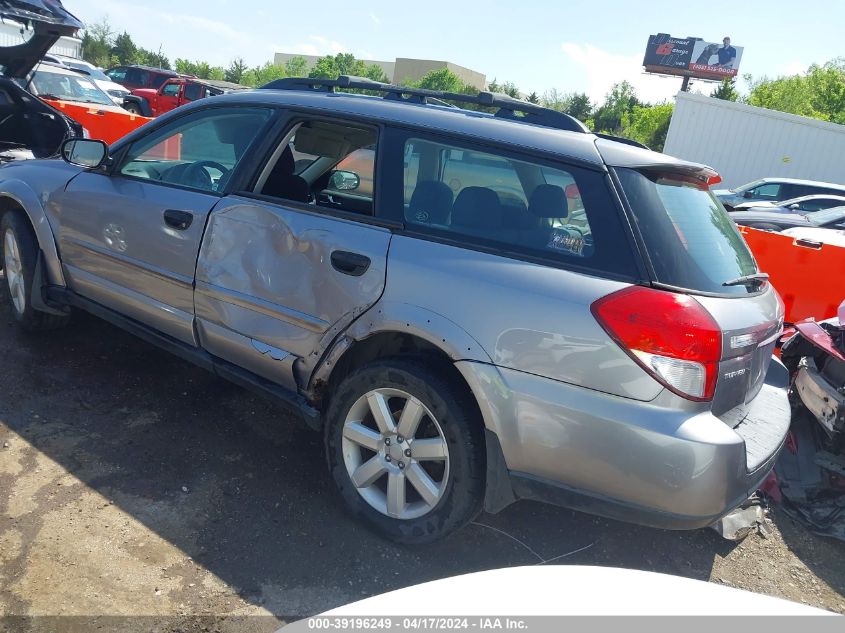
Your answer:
31,252 -> 70,316
483,429 -> 517,514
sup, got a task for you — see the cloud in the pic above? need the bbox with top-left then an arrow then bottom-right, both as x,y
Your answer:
369,13 -> 381,25
290,35 -> 348,57
561,42 -> 682,104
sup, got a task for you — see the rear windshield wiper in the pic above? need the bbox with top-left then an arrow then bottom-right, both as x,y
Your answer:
722,272 -> 769,288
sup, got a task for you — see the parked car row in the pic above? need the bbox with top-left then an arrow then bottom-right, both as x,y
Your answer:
721,178 -> 845,247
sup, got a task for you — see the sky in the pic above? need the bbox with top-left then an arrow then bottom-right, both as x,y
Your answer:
63,0 -> 845,103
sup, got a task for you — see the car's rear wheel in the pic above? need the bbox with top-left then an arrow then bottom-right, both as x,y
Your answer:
1,212 -> 68,331
325,359 -> 485,543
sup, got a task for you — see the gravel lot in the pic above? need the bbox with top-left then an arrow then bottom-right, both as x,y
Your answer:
1,309 -> 844,630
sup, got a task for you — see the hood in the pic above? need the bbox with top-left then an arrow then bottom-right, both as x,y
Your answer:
0,1 -> 84,78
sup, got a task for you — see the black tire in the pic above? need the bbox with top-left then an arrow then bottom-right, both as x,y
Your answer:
124,103 -> 142,115
325,358 -> 485,544
0,212 -> 69,331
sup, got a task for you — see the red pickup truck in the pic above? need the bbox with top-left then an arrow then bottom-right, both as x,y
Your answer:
123,77 -> 246,117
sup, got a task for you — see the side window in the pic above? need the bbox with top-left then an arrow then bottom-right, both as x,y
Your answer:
118,107 -> 272,193
401,137 -> 634,275
161,83 -> 181,97
183,83 -> 204,102
256,119 -> 377,215
749,183 -> 781,199
125,68 -> 149,87
106,67 -> 127,82
151,73 -> 170,89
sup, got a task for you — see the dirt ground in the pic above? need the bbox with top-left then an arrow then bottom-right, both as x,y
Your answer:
1,310 -> 845,630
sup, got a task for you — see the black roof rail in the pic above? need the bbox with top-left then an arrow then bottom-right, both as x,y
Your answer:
594,133 -> 650,150
260,75 -> 589,134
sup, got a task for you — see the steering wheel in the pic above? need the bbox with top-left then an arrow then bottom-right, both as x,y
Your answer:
183,160 -> 230,190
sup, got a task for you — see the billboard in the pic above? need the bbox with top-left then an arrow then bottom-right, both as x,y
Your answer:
643,33 -> 743,80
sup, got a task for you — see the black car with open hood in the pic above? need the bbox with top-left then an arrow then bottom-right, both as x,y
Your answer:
0,1 -> 84,160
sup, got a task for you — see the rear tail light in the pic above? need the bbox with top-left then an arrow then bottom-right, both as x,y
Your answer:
591,286 -> 722,401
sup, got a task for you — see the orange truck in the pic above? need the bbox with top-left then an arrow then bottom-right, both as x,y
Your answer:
28,62 -> 152,144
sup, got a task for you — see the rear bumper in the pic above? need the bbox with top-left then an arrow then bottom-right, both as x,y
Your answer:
457,358 -> 791,529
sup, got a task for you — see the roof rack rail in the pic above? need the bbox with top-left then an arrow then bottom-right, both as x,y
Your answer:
594,133 -> 650,150
260,75 -> 589,134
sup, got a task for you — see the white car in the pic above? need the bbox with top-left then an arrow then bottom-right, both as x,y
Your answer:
782,226 -> 845,248
43,54 -> 130,106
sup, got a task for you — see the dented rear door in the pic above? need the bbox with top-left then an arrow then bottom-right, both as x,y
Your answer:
194,196 -> 391,391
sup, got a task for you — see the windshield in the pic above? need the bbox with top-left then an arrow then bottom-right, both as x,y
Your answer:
30,69 -> 113,106
618,168 -> 758,295
809,206 -> 845,226
729,179 -> 764,194
63,61 -> 109,82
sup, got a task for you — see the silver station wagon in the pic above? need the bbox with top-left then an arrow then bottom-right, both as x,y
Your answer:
0,76 -> 790,542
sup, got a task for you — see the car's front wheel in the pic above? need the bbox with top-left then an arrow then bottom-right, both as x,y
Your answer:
1,212 -> 68,331
325,359 -> 485,543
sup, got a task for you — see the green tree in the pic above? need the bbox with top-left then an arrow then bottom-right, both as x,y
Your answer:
565,93 -> 592,122
112,31 -> 139,65
541,88 -> 569,111
138,46 -> 170,69
805,59 -> 845,124
283,56 -> 308,77
711,78 -> 738,101
411,68 -> 465,92
620,103 -> 674,151
80,18 -> 115,68
241,62 -> 288,87
526,91 -> 540,104
592,81 -> 642,133
745,73 -> 818,118
225,57 -> 248,84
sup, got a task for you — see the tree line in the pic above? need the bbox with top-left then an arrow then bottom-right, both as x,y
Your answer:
81,19 -> 845,152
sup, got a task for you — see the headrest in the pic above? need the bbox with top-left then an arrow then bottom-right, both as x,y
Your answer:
528,184 -> 568,218
451,186 -> 503,229
409,181 -> 454,224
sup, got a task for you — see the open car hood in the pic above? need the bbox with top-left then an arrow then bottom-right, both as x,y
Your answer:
0,1 -> 84,78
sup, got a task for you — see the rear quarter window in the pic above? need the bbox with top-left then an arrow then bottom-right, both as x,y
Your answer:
398,135 -> 638,278
617,168 -> 757,295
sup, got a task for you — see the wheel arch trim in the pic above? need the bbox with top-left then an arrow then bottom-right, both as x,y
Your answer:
0,182 -> 65,286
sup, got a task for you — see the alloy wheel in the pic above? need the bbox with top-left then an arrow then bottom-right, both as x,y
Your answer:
341,387 -> 450,519
4,228 -> 25,315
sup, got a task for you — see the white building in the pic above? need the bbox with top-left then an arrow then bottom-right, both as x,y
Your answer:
0,20 -> 82,59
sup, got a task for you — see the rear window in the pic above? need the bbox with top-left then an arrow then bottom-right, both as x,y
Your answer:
617,168 -> 757,295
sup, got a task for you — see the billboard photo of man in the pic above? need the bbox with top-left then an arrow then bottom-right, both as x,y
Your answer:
688,37 -> 743,78
717,37 -> 737,69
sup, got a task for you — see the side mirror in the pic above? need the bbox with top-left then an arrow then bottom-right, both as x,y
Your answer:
743,191 -> 754,199
788,203 -> 800,210
329,169 -> 360,191
61,139 -> 109,169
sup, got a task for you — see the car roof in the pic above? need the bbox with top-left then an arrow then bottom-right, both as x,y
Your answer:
34,62 -> 94,77
196,88 -> 715,174
758,177 -> 845,190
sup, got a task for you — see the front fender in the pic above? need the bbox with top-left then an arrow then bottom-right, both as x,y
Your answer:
124,95 -> 153,118
0,179 -> 65,286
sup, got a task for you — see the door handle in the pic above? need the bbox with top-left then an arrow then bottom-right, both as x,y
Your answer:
163,209 -> 193,230
331,250 -> 371,276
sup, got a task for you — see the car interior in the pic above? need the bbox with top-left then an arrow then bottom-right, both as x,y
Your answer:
255,120 -> 377,215
403,138 -> 593,258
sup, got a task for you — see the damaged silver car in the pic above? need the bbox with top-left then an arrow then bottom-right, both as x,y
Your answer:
0,74 -> 790,543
